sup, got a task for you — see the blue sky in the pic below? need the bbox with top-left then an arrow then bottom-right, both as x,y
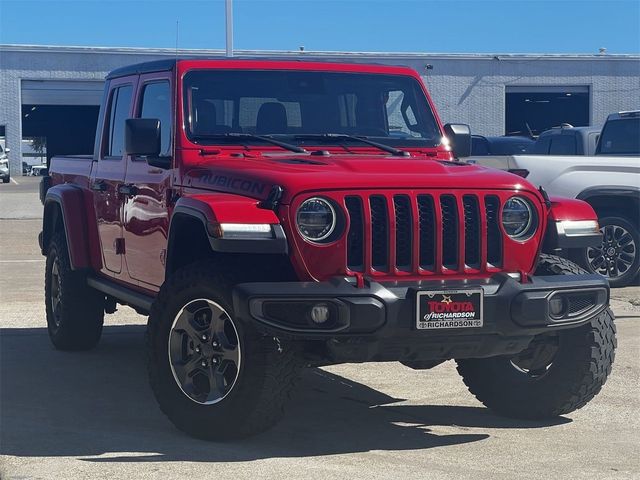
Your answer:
1,0 -> 638,54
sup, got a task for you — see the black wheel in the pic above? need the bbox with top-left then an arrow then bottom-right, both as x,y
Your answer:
456,254 -> 616,419
45,232 -> 104,350
2,177 -> 9,183
575,216 -> 639,287
147,262 -> 300,440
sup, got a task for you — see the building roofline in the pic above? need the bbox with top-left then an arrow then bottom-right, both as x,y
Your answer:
1,43 -> 639,61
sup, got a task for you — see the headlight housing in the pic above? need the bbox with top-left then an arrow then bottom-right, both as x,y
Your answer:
502,196 -> 537,240
296,197 -> 336,242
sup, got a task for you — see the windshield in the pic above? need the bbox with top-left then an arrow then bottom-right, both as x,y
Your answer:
598,118 -> 640,155
183,70 -> 441,149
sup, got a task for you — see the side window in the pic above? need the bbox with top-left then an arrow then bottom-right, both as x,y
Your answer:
104,85 -> 133,157
139,82 -> 172,156
549,135 -> 577,155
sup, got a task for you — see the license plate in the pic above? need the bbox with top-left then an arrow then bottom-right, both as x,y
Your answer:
416,289 -> 484,330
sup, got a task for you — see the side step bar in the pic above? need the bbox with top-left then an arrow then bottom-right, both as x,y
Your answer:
87,276 -> 155,314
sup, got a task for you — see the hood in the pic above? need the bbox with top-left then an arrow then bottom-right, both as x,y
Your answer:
182,153 -> 539,204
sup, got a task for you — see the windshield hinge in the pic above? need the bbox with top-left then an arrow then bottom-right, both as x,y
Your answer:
259,185 -> 284,210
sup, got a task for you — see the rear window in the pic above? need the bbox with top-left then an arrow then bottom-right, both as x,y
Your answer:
533,136 -> 551,154
548,135 -> 577,155
598,118 -> 640,155
104,85 -> 133,157
471,137 -> 490,156
490,139 -> 534,155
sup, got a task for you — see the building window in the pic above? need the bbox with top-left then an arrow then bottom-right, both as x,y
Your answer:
505,86 -> 589,136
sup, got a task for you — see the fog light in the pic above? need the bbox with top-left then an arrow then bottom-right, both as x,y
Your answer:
549,295 -> 567,319
309,303 -> 331,324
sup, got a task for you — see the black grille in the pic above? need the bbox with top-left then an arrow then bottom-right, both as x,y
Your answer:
370,196 -> 388,270
568,294 -> 595,316
394,195 -> 412,269
417,195 -> 436,270
485,195 -> 503,267
345,196 -> 364,271
463,195 -> 481,268
344,192 -> 504,275
440,195 -> 459,269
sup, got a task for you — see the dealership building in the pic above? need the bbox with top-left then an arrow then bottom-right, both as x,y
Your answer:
0,44 -> 639,174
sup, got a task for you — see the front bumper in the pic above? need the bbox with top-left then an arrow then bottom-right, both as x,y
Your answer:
233,273 -> 609,363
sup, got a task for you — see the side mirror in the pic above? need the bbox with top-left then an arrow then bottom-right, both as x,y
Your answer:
443,123 -> 472,158
4,148 -> 10,153
125,118 -> 160,157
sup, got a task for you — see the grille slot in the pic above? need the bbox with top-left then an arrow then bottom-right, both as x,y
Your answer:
370,196 -> 389,271
394,195 -> 412,270
345,196 -> 364,271
485,195 -> 503,267
417,195 -> 436,270
440,195 -> 459,270
463,195 -> 481,268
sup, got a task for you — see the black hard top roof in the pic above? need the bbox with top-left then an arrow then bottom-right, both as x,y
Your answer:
106,59 -> 177,80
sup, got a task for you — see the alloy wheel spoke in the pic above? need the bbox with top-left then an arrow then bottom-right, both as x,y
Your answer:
207,364 -> 228,400
617,233 -> 633,247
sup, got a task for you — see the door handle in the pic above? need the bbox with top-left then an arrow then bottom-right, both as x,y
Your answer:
91,180 -> 107,192
118,184 -> 139,197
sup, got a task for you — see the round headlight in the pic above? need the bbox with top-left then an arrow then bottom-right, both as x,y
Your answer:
296,197 -> 336,242
502,196 -> 535,240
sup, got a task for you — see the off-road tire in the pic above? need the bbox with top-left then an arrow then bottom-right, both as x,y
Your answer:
573,216 -> 639,288
456,254 -> 616,419
147,261 -> 300,440
45,232 -> 104,350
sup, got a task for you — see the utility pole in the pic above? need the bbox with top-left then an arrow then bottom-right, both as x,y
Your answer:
225,0 -> 233,57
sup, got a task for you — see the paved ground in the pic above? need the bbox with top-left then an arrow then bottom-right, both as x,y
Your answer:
1,179 -> 639,480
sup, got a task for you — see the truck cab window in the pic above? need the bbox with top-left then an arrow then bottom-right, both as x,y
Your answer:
105,85 -> 133,157
549,135 -> 577,155
139,82 -> 172,157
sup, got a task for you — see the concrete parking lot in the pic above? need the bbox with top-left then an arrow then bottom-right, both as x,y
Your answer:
1,178 -> 639,480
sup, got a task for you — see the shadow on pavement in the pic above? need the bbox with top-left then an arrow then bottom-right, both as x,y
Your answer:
0,326 -> 569,462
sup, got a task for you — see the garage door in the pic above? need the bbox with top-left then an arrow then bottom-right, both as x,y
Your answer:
505,85 -> 590,136
21,80 -> 104,106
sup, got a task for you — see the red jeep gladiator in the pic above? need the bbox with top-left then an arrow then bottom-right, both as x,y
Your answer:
40,59 -> 616,440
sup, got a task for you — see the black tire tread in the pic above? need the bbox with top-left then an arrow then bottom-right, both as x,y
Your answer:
456,254 -> 616,419
45,232 -> 104,350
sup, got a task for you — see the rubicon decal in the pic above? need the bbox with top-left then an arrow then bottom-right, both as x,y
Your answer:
416,290 -> 483,330
198,172 -> 267,196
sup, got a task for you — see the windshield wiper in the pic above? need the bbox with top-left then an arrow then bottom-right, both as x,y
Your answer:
292,133 -> 410,157
192,133 -> 308,154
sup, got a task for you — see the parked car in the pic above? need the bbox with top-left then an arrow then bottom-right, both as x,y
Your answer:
473,111 -> 640,287
30,165 -> 48,176
533,124 -> 601,156
596,110 -> 640,156
471,135 -> 535,156
0,145 -> 9,183
40,58 -> 614,440
0,162 -> 9,183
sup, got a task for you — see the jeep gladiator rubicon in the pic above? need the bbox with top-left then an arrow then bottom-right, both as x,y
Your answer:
472,111 -> 640,287
40,59 -> 616,440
